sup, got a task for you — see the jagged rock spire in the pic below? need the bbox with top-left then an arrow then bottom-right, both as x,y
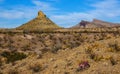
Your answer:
37,11 -> 46,18
17,10 -> 60,30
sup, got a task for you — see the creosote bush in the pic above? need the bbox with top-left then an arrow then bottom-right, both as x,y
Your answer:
51,45 -> 62,53
108,42 -> 120,52
89,53 -> 103,62
85,47 -> 93,54
110,57 -> 117,65
8,69 -> 19,74
1,51 -> 27,63
29,64 -> 42,73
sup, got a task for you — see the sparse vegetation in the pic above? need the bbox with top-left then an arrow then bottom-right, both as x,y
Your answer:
108,41 -> 120,52
0,10 -> 120,74
110,57 -> 117,65
29,64 -> 42,73
1,51 -> 27,63
0,27 -> 120,74
8,69 -> 18,74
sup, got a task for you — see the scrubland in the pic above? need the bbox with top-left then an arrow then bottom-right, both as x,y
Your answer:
0,30 -> 120,74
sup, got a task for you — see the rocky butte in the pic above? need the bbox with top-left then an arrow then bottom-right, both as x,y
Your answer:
71,19 -> 120,28
17,11 -> 60,31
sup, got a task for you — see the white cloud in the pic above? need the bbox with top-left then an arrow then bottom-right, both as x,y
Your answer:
0,10 -> 24,19
0,0 -> 57,19
50,12 -> 94,27
50,0 -> 120,27
0,0 -> 120,28
32,0 -> 57,11
90,0 -> 120,18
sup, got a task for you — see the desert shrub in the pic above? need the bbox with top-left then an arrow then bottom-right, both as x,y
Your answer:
51,46 -> 60,53
64,72 -> 70,74
110,57 -> 117,65
51,44 -> 62,53
1,51 -> 27,63
7,32 -> 15,36
29,64 -> 42,73
40,47 -> 49,53
107,48 -> 114,52
94,55 -> 103,62
85,47 -> 93,54
21,44 -> 30,51
108,42 -> 120,52
89,53 -> 103,62
8,70 -> 18,74
89,53 -> 96,60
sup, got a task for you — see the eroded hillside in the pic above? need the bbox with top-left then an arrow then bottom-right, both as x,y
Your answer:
0,32 -> 120,74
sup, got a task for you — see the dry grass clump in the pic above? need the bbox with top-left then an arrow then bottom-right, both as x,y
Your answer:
89,53 -> 118,64
0,56 -> 7,67
85,47 -> 93,54
51,45 -> 62,53
109,57 -> 117,65
29,63 -> 42,73
85,43 -> 99,54
21,44 -> 30,51
108,41 -> 120,52
89,53 -> 104,62
8,69 -> 19,74
85,46 -> 102,62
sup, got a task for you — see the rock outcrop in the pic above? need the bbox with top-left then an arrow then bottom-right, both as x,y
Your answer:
72,19 -> 120,28
17,11 -> 60,31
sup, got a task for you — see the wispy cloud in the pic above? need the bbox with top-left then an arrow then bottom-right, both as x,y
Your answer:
0,0 -> 57,19
0,0 -> 58,28
90,0 -> 120,18
0,9 -> 24,19
46,0 -> 60,2
50,12 -> 94,27
32,0 -> 57,11
50,0 -> 120,27
0,0 -> 120,28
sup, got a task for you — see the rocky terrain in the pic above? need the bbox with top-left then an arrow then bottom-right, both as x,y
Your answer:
17,11 -> 60,31
0,32 -> 120,74
72,19 -> 120,28
0,11 -> 120,74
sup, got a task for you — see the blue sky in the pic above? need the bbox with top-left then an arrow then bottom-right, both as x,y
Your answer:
0,0 -> 120,28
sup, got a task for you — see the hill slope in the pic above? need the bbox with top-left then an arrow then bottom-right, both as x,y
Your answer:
17,11 -> 60,31
72,19 -> 120,28
1,36 -> 120,74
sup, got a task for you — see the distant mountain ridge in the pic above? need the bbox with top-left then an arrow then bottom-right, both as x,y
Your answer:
17,11 -> 60,31
71,19 -> 120,28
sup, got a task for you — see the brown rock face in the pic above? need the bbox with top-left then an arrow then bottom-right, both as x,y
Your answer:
37,11 -> 46,18
17,11 -> 60,30
71,19 -> 120,28
92,19 -> 115,27
79,20 -> 90,28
